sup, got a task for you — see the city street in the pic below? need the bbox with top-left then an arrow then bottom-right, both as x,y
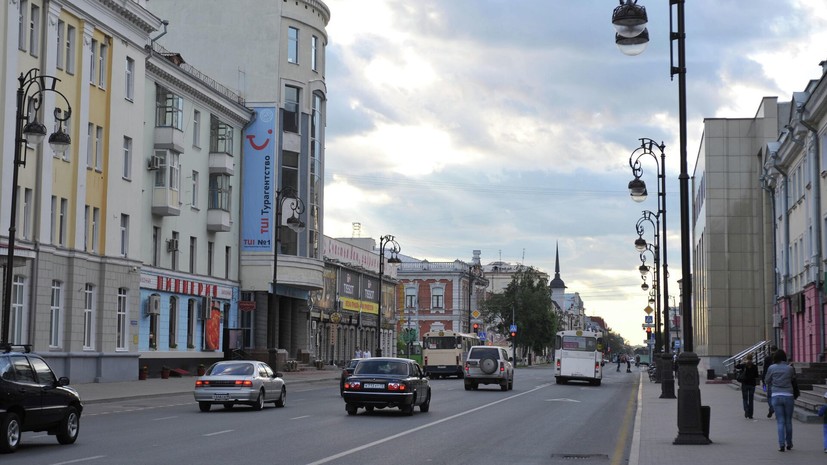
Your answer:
4,366 -> 638,465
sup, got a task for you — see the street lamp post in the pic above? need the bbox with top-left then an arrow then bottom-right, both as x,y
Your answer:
467,263 -> 483,333
2,69 -> 72,345
377,235 -> 401,357
268,187 -> 306,370
635,211 -> 662,353
612,0 -> 707,444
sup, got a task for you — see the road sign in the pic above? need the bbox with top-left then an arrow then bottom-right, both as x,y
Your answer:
509,324 -> 517,333
645,315 -> 653,324
644,305 -> 653,315
472,310 -> 480,319
641,323 -> 654,328
479,331 -> 487,342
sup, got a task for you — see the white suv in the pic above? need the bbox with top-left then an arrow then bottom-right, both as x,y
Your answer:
463,346 -> 514,391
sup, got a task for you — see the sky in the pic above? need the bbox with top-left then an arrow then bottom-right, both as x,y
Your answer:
319,0 -> 827,344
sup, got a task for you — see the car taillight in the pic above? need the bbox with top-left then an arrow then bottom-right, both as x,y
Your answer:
195,380 -> 208,387
345,380 -> 361,390
595,362 -> 600,371
234,380 -> 253,387
499,362 -> 505,372
464,362 -> 470,372
556,359 -> 561,369
387,382 -> 407,391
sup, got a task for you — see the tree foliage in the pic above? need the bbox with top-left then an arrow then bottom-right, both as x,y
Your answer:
479,267 -> 557,356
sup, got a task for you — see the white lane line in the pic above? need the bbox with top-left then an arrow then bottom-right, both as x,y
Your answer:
306,383 -> 551,465
51,455 -> 106,464
153,416 -> 178,421
290,415 -> 311,420
204,429 -> 234,437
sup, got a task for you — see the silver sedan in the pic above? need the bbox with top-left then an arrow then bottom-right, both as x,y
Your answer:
193,360 -> 286,412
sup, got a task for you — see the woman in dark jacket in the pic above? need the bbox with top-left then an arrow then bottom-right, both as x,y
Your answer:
735,353 -> 761,419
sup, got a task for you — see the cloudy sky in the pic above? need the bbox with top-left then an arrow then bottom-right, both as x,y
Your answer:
319,0 -> 827,343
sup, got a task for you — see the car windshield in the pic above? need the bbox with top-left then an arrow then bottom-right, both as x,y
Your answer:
209,362 -> 254,376
354,360 -> 409,376
469,348 -> 499,359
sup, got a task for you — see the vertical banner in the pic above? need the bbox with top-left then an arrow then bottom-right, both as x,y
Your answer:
241,107 -> 277,251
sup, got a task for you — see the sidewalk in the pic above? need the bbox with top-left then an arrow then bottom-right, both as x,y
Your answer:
73,367 -> 339,404
634,370 -> 825,465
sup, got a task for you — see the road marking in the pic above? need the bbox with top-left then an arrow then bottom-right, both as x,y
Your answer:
306,383 -> 551,465
204,429 -> 234,437
624,372 -> 643,465
153,416 -> 178,421
51,455 -> 106,464
290,415 -> 311,420
544,398 -> 581,402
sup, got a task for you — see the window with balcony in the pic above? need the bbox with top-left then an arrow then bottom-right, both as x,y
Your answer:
210,116 -> 233,154
209,174 -> 231,211
156,85 -> 183,129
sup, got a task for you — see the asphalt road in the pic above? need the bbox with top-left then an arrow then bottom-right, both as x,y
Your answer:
3,365 -> 639,465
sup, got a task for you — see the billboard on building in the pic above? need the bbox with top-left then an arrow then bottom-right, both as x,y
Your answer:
241,106 -> 277,251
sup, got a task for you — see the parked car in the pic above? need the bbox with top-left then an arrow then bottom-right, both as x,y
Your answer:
463,345 -> 514,391
342,357 -> 430,416
340,358 -> 363,396
0,344 -> 82,453
193,360 -> 286,412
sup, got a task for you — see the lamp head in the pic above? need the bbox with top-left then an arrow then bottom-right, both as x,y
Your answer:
612,0 -> 648,38
48,128 -> 71,154
634,237 -> 648,252
615,29 -> 649,56
628,178 -> 648,202
641,282 -> 649,292
638,264 -> 649,276
23,119 -> 47,145
286,213 -> 306,233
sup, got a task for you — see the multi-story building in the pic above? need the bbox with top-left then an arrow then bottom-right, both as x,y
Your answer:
0,0 -> 164,382
146,0 -> 330,365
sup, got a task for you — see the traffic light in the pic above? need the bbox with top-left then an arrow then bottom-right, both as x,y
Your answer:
472,323 -> 479,334
510,329 -> 517,338
645,327 -> 652,338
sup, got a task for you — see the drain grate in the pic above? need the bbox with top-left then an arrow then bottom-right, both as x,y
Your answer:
551,453 -> 610,461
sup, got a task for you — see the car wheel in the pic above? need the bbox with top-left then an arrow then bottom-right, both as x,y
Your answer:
199,402 -> 211,412
500,380 -> 508,391
402,404 -> 414,416
0,413 -> 21,453
275,387 -> 286,408
419,389 -> 431,412
56,406 -> 80,445
464,381 -> 472,391
480,357 -> 497,375
595,379 -> 602,386
472,382 -> 479,390
509,377 -> 514,391
252,390 -> 265,411
345,403 -> 358,416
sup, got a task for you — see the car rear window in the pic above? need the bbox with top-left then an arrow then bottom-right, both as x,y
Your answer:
354,360 -> 409,376
209,362 -> 254,376
469,347 -> 499,359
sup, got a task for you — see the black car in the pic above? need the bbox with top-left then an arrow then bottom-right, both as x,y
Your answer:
0,344 -> 82,453
342,357 -> 430,416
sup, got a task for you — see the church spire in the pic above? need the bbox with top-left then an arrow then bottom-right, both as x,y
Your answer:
550,242 -> 566,290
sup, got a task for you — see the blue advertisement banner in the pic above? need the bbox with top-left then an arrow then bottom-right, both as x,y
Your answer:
241,107 -> 277,251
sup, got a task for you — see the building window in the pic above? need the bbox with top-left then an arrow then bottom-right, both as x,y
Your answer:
120,214 -> 129,257
288,26 -> 299,63
50,196 -> 56,244
18,0 -> 27,51
86,123 -> 93,167
311,35 -> 318,71
91,207 -> 99,253
58,198 -> 67,246
154,150 -> 180,190
153,227 -> 160,267
209,174 -> 231,211
95,126 -> 103,170
117,288 -> 128,350
89,39 -> 98,83
22,188 -> 32,240
169,297 -> 178,349
405,287 -> 417,309
98,41 -> 108,87
189,236 -> 197,273
225,246 -> 231,279
210,116 -> 233,153
187,299 -> 196,348
66,25 -> 76,74
191,171 -> 199,208
431,287 -> 444,309
83,284 -> 95,350
56,20 -> 65,70
171,231 -> 179,270
50,280 -> 63,348
84,205 -> 89,251
193,110 -> 201,147
125,57 -> 134,100
123,136 -> 132,179
207,241 -> 214,276
10,276 -> 26,344
284,86 -> 300,133
155,85 -> 183,129
29,3 -> 39,58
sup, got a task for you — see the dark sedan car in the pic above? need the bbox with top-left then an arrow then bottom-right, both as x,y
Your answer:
342,357 -> 430,416
339,358 -> 363,396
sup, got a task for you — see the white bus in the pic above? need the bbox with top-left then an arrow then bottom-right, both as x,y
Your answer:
554,329 -> 604,386
422,330 -> 480,378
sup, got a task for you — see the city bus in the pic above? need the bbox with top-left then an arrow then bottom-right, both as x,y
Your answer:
422,330 -> 480,378
554,329 -> 604,386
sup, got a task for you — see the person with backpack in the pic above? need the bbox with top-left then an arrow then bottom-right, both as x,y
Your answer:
735,354 -> 760,419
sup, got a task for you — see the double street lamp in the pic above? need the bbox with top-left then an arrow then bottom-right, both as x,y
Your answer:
2,69 -> 72,344
612,0 -> 705,444
268,186 -> 305,369
376,235 -> 401,357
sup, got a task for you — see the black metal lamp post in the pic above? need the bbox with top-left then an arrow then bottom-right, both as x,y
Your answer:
2,69 -> 72,345
635,211 -> 662,353
467,263 -> 483,333
376,235 -> 401,357
612,0 -> 706,444
268,186 -> 305,369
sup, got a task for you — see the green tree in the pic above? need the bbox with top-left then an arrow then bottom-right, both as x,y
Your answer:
480,267 -> 557,360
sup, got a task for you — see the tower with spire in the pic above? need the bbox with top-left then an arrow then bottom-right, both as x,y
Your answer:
549,242 -> 567,307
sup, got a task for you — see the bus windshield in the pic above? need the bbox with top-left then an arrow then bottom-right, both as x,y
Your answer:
561,335 -> 597,351
424,336 -> 459,350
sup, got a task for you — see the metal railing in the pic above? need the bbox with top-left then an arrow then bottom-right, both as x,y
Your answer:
722,340 -> 771,375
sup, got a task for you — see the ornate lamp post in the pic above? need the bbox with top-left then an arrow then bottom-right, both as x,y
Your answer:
268,186 -> 305,369
612,0 -> 705,444
467,263 -> 484,333
2,69 -> 72,344
376,235 -> 401,357
635,211 -> 662,353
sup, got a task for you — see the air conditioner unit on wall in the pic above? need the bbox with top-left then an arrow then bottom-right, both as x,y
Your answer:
146,295 -> 160,315
147,156 -> 161,170
167,238 -> 179,253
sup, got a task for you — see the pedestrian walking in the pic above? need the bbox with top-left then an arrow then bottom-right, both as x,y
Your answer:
355,347 -> 363,359
735,354 -> 760,419
762,345 -> 778,418
765,348 -> 796,452
817,392 -> 827,453
616,355 -> 622,372
626,355 -> 632,373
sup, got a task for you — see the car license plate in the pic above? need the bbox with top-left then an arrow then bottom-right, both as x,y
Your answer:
213,393 -> 230,400
438,365 -> 446,369
364,383 -> 384,389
